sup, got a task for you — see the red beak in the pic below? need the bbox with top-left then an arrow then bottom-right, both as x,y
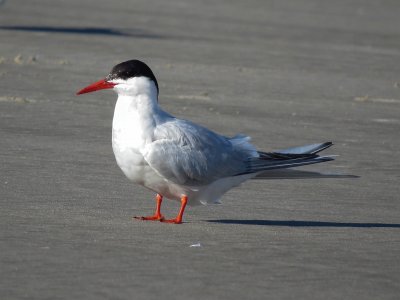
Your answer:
76,79 -> 116,95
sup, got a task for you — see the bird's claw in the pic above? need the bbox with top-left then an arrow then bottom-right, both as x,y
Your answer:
134,215 -> 164,221
160,218 -> 182,224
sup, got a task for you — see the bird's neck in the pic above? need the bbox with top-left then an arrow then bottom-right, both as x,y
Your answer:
112,86 -> 165,152
117,93 -> 158,113
113,78 -> 160,121
113,91 -> 159,127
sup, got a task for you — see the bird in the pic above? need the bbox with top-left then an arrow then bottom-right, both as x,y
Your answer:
77,59 -> 334,224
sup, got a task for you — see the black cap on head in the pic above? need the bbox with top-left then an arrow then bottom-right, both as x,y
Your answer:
106,60 -> 159,93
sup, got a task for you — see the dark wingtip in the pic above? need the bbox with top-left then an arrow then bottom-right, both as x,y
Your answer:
311,142 -> 333,154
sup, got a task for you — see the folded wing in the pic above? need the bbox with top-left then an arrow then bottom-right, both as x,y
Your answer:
141,119 -> 253,186
142,118 -> 334,185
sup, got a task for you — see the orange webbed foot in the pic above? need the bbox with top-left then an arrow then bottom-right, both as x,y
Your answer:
134,194 -> 164,221
134,194 -> 188,225
159,195 -> 187,224
159,218 -> 182,224
134,214 -> 164,221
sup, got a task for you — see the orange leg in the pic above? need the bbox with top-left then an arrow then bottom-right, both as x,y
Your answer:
160,195 -> 188,224
134,194 -> 164,221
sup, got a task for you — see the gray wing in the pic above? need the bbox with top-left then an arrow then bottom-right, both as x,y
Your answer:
141,119 -> 254,186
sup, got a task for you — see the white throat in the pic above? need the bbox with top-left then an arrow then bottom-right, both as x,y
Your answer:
112,77 -> 160,151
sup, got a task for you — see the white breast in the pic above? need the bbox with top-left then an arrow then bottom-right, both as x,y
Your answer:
112,95 -> 150,181
112,127 -> 187,201
111,93 -> 180,198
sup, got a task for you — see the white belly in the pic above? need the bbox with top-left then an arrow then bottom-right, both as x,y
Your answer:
112,143 -> 148,184
112,127 -> 190,201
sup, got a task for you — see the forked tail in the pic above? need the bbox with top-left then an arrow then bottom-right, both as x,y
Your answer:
237,142 -> 334,175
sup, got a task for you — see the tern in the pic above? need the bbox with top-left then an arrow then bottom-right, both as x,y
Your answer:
77,60 -> 333,224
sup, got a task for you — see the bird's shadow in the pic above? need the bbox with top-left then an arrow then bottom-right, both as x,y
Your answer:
207,219 -> 400,228
253,169 -> 359,180
0,25 -> 164,39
